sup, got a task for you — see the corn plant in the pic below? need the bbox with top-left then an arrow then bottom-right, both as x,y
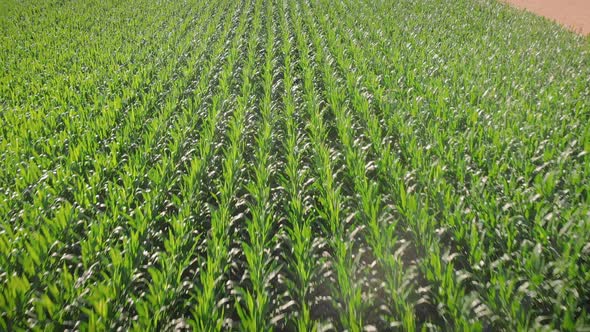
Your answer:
1,0 -> 589,330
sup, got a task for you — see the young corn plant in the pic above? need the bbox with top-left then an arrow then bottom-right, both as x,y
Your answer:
290,1 -> 365,330
277,1 -> 319,330
131,1 -> 242,329
235,1 -> 281,330
190,0 -> 258,329
1,0 -> 589,329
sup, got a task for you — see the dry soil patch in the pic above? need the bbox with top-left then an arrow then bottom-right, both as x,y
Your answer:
504,0 -> 590,35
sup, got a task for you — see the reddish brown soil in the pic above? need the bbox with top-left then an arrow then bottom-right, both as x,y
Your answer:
504,0 -> 590,35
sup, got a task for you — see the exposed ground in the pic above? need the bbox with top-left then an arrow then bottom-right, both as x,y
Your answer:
505,0 -> 590,34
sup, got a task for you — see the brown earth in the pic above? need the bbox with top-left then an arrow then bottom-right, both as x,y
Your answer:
504,0 -> 590,35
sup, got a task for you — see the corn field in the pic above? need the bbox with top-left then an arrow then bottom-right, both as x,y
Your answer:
1,0 -> 589,330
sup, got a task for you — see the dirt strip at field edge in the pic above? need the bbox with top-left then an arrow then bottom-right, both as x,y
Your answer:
503,0 -> 590,35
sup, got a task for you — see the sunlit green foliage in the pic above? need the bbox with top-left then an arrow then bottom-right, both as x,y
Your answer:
1,0 -> 589,330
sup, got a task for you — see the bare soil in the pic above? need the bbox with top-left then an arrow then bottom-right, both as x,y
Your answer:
504,0 -> 590,35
